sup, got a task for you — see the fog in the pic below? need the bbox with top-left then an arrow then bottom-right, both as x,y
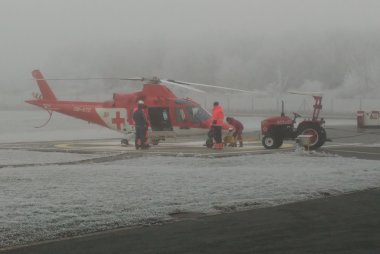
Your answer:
1,0 -> 380,110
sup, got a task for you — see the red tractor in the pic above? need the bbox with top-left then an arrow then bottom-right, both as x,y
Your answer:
261,92 -> 327,150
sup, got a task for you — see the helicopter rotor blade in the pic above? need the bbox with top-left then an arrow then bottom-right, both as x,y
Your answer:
34,78 -> 122,81
34,77 -> 145,81
119,77 -> 145,81
161,80 -> 206,93
33,75 -> 258,94
288,90 -> 323,97
167,80 -> 257,94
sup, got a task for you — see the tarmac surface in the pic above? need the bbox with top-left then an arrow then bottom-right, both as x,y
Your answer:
1,125 -> 380,253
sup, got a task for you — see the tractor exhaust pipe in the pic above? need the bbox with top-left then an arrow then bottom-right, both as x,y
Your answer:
281,100 -> 285,117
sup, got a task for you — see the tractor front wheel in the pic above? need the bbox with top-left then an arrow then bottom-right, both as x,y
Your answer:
262,135 -> 282,149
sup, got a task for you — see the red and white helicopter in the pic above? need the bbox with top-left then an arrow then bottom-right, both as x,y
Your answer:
26,70 -> 254,145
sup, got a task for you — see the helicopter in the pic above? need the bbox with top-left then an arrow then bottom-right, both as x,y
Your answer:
26,70 -> 254,145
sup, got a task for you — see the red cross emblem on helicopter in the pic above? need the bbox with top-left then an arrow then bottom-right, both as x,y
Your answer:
112,112 -> 125,130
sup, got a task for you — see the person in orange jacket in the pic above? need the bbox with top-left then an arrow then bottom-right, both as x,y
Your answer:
211,101 -> 225,147
212,101 -> 225,126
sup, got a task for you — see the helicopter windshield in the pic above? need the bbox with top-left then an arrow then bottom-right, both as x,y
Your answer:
187,106 -> 211,123
175,99 -> 211,123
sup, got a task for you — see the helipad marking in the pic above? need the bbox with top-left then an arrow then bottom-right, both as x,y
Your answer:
53,141 -> 294,156
55,141 -> 124,150
55,143 -> 73,149
54,141 -> 288,149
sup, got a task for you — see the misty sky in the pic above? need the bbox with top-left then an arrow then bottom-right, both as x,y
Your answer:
1,0 -> 380,108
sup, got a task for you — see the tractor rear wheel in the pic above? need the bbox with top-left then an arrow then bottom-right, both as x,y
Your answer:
316,127 -> 327,148
297,125 -> 326,150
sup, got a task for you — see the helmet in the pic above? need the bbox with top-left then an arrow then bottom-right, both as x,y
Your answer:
138,100 -> 144,105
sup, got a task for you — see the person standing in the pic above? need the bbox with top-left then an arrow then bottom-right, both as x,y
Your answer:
212,101 -> 225,125
141,103 -> 151,147
226,116 -> 244,147
133,100 -> 149,149
211,101 -> 225,148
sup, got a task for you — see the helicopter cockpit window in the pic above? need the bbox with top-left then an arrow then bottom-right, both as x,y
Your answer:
186,106 -> 210,123
175,99 -> 211,123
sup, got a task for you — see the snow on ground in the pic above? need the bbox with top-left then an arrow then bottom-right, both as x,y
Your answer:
0,150 -> 106,166
1,153 -> 380,248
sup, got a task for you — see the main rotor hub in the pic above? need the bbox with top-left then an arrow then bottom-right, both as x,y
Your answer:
150,76 -> 160,84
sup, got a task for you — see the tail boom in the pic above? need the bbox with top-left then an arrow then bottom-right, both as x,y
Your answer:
26,70 -> 133,133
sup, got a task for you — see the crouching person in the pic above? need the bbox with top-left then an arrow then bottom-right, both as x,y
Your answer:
226,116 -> 244,147
224,128 -> 236,147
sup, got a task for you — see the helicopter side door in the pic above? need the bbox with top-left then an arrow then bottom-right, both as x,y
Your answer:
148,107 -> 173,131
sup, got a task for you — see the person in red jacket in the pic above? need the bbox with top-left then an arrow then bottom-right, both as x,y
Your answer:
211,101 -> 225,148
226,116 -> 244,147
